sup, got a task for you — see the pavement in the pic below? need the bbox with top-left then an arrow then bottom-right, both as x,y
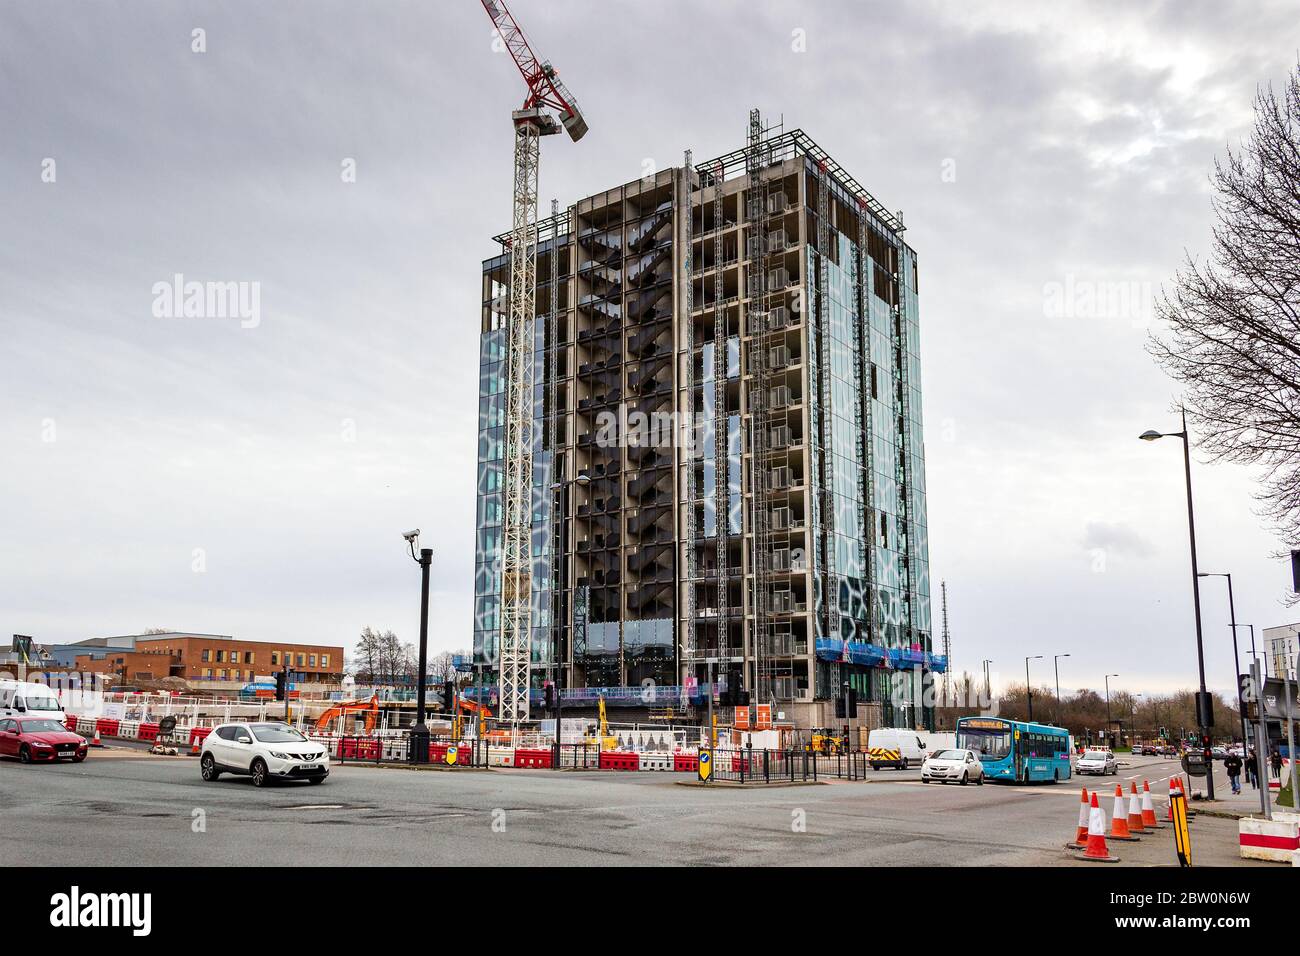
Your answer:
0,747 -> 1272,867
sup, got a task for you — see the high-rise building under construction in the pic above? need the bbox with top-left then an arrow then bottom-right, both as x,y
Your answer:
474,112 -> 945,731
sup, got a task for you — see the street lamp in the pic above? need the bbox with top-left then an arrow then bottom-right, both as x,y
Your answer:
1199,571 -> 1251,751
404,529 -> 432,764
982,659 -> 993,707
1105,674 -> 1119,748
549,472 -> 590,763
1141,409 -> 1215,799
1025,655 -> 1043,721
1053,653 -> 1070,727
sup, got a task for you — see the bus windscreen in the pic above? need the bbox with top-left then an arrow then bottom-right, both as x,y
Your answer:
957,726 -> 1012,760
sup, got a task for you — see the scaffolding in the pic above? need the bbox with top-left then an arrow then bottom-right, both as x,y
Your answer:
679,151 -> 698,690
746,109 -> 779,706
713,159 -> 730,665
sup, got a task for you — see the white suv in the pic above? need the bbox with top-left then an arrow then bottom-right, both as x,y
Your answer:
200,722 -> 329,787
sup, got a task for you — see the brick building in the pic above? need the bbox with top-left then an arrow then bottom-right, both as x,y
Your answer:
72,632 -> 344,688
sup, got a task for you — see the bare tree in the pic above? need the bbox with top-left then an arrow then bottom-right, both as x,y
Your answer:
1149,62 -> 1300,576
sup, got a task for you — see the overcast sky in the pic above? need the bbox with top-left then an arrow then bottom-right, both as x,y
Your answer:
2,0 -> 1296,699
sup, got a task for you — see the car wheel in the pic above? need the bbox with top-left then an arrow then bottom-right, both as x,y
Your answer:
977,772 -> 984,786
73,752 -> 86,763
960,771 -> 969,786
19,746 -> 31,764
200,753 -> 220,781
250,758 -> 269,787
901,758 -> 909,770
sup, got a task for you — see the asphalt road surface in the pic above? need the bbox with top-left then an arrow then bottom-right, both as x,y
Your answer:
0,747 -> 1264,866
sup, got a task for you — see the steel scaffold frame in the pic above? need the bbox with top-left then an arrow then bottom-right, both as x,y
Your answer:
746,109 -> 776,706
680,151 -> 698,690
713,161 -> 730,663
547,197 -> 562,688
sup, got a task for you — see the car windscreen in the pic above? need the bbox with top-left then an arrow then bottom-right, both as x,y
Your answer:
249,724 -> 307,743
19,718 -> 67,733
956,727 -> 1011,760
19,695 -> 62,712
936,750 -> 967,760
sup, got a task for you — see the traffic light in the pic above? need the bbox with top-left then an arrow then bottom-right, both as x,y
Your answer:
442,680 -> 455,712
274,671 -> 286,702
543,681 -> 556,709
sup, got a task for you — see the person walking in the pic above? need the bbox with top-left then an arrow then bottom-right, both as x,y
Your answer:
1246,748 -> 1258,789
1224,750 -> 1243,795
1271,749 -> 1283,780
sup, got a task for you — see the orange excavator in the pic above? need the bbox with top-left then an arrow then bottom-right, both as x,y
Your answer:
453,697 -> 513,743
314,695 -> 380,735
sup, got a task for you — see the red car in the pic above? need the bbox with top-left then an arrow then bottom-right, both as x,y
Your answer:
0,716 -> 88,763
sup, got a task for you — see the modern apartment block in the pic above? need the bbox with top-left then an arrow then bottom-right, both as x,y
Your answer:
474,112 -> 944,730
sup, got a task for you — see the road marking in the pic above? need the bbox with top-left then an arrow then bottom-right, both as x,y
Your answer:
284,804 -> 345,810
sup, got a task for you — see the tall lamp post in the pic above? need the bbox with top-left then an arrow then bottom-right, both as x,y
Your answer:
549,472 -> 590,765
404,530 -> 432,764
981,659 -> 993,706
1199,571 -> 1251,750
1053,653 -> 1070,727
1105,673 -> 1119,748
1141,409 -> 1215,799
1025,655 -> 1043,721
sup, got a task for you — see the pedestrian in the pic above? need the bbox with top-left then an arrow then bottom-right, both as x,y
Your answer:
1224,751 -> 1243,795
1271,749 -> 1283,780
1246,749 -> 1258,789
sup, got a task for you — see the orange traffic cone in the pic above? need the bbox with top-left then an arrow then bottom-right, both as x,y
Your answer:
1067,788 -> 1090,848
1127,782 -> 1146,834
1167,777 -> 1178,821
1141,780 -> 1163,829
1110,785 -> 1139,840
190,737 -> 201,756
90,729 -> 102,747
1081,792 -> 1119,862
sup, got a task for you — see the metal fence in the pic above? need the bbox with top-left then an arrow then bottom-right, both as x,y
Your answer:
331,734 -> 490,767
709,748 -> 818,783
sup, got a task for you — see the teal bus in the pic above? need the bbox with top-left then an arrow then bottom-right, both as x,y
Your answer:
955,716 -> 1073,784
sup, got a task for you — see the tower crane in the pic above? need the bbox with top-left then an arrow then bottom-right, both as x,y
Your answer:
478,0 -> 587,727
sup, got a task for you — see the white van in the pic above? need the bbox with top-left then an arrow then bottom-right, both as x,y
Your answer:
867,727 -> 929,769
0,679 -> 66,721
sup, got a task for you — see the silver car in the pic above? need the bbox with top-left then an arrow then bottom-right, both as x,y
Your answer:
921,748 -> 984,785
1076,748 -> 1117,775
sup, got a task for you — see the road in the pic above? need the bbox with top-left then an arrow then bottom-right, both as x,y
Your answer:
0,748 -> 1263,866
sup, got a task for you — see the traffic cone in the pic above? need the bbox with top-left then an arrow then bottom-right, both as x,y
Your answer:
1081,792 -> 1119,862
1141,780 -> 1164,829
1067,788 -> 1090,848
1109,785 -> 1138,840
1128,782 -> 1146,834
190,737 -> 201,756
1167,777 -> 1178,821
90,729 -> 102,747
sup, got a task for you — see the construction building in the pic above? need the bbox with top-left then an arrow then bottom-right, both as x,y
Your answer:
473,113 -> 944,731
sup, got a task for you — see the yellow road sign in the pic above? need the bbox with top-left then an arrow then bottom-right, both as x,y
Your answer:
446,745 -> 458,766
698,749 -> 712,783
1171,791 -> 1191,866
